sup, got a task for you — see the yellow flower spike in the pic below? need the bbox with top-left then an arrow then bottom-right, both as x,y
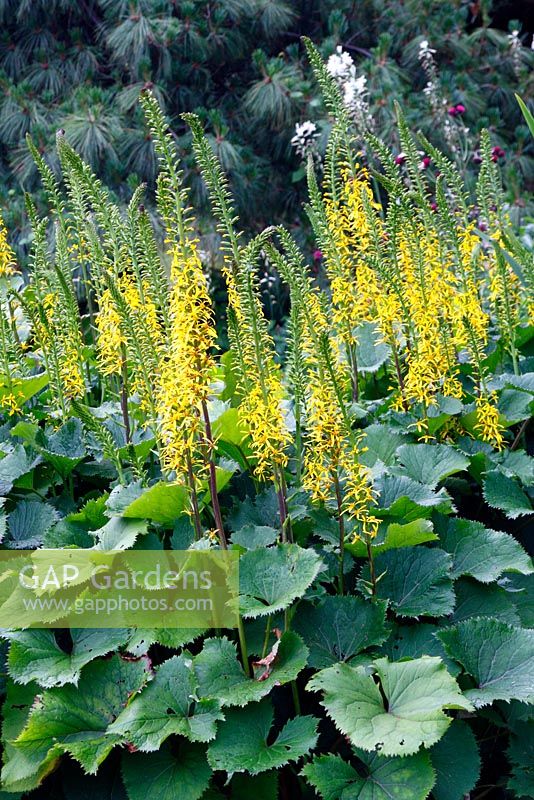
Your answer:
96,287 -> 125,377
474,394 -> 505,450
154,243 -> 217,481
0,393 -> 20,416
59,339 -> 85,400
0,214 -> 17,278
222,257 -> 291,484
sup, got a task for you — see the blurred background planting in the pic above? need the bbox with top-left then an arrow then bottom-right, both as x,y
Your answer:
0,0 -> 533,264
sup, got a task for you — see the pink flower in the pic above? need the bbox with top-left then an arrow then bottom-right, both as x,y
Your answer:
430,201 -> 438,212
394,152 -> 406,165
455,103 -> 465,114
447,106 -> 458,117
420,156 -> 431,169
313,249 -> 323,261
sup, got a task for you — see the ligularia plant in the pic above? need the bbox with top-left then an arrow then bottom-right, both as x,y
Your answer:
0,38 -> 532,800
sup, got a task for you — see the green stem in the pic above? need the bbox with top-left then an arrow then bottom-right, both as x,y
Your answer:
237,615 -> 251,677
261,615 -> 272,659
201,399 -> 227,549
120,346 -> 131,444
333,472 -> 345,595
186,454 -> 203,541
366,535 -> 377,596
294,405 -> 303,485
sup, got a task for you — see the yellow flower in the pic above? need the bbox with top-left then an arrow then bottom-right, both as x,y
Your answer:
475,394 -> 505,450
96,287 -> 125,376
0,392 -> 21,416
341,447 -> 380,540
59,339 -> 85,400
155,243 -> 216,480
0,214 -> 16,278
223,260 -> 291,482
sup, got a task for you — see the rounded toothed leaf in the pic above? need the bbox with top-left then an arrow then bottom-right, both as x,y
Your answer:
293,595 -> 389,668
302,747 -> 436,800
438,619 -> 534,707
307,656 -> 472,757
108,654 -> 224,752
359,547 -> 454,618
430,720 -> 480,800
122,741 -> 211,800
207,698 -> 318,777
238,543 -> 323,618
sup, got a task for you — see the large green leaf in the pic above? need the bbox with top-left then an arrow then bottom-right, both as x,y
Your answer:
194,632 -> 308,706
382,623 -> 460,677
108,654 -> 223,751
6,500 -> 57,549
0,373 -> 48,411
302,748 -> 435,800
121,742 -> 211,800
293,596 -> 389,668
93,516 -> 148,550
507,720 -> 534,799
238,543 -> 323,618
497,388 -> 533,425
206,698 -> 318,776
493,450 -> 534,485
68,496 -> 109,530
452,579 -> 520,625
483,471 -> 532,519
430,720 -> 480,800
438,619 -> 534,707
230,524 -> 278,550
354,321 -> 390,373
5,628 -> 130,688
509,574 -> 534,628
1,682 -> 58,792
375,475 -> 454,520
346,518 -> 437,558
125,627 -> 206,656
36,418 -> 86,477
307,656 -> 472,756
14,654 -> 150,774
227,488 -> 280,532
395,443 -> 469,488
359,425 -> 407,469
436,516 -> 532,582
360,547 -> 454,617
426,396 -> 464,436
122,481 -> 189,525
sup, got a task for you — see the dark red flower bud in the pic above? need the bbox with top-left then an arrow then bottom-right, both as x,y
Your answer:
394,153 -> 406,165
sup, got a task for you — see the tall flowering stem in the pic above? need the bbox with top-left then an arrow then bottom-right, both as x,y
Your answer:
142,94 -> 226,547
270,230 -> 380,585
185,113 -> 292,540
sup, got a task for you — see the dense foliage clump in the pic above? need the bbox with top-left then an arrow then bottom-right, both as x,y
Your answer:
0,35 -> 533,800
